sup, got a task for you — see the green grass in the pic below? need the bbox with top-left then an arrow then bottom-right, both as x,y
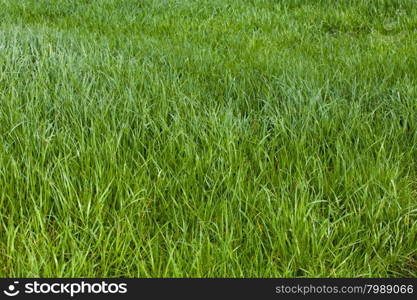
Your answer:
0,0 -> 416,277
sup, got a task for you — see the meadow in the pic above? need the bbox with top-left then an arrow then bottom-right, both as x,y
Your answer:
0,0 -> 416,277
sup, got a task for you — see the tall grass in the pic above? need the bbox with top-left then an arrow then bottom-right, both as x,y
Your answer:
0,0 -> 416,277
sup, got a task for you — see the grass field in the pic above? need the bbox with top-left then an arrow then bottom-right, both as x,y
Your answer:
0,0 -> 416,277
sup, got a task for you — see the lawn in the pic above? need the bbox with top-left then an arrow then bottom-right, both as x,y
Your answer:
0,0 -> 416,277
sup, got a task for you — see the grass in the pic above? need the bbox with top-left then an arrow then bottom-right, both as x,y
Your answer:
0,0 -> 416,277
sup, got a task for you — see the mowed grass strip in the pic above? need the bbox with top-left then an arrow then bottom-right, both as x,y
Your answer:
0,0 -> 416,277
